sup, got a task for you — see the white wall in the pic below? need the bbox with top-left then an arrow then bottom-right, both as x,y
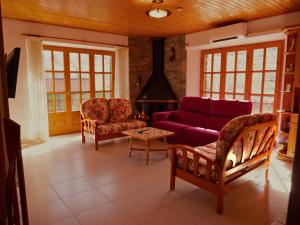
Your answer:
2,19 -> 128,142
185,11 -> 300,96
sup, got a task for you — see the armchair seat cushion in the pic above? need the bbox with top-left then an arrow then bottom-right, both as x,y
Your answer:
120,120 -> 147,130
176,143 -> 218,181
97,123 -> 123,135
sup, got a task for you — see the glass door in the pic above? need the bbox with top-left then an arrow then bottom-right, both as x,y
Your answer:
43,46 -> 115,136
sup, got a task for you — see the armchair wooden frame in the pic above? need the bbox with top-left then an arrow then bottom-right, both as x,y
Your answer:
169,120 -> 277,214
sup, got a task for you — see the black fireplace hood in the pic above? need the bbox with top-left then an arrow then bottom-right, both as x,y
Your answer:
137,38 -> 177,101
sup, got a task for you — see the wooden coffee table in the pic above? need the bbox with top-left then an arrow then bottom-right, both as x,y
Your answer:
122,127 -> 174,165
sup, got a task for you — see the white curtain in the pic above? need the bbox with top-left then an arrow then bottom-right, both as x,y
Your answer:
26,38 -> 49,143
115,47 -> 130,99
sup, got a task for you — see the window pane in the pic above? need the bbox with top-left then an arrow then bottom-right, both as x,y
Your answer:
237,50 -> 247,71
94,55 -> 103,72
262,96 -> 274,113
251,72 -> 262,94
95,92 -> 104,98
204,92 -> 211,98
213,53 -> 221,72
212,93 -> 219,99
264,72 -> 276,94
104,55 -> 112,72
205,74 -> 211,91
55,94 -> 66,112
265,47 -> 278,70
54,72 -> 65,92
71,93 -> 80,111
70,73 -> 80,91
251,96 -> 261,114
236,73 -> 245,93
82,92 -> 90,102
53,51 -> 64,70
80,53 -> 90,72
47,94 -> 54,113
212,73 -> 220,92
45,72 -> 53,92
95,74 -> 103,91
105,92 -> 111,98
81,73 -> 90,91
226,52 -> 235,71
205,54 -> 212,72
69,53 -> 79,71
104,74 -> 111,90
43,50 -> 52,70
225,94 -> 233,99
253,48 -> 264,71
225,73 -> 234,93
235,94 -> 245,100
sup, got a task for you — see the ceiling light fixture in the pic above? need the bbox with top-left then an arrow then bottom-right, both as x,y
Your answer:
146,0 -> 171,19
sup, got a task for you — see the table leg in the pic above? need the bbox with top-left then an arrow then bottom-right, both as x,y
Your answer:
128,137 -> 133,157
163,137 -> 169,158
145,140 -> 150,165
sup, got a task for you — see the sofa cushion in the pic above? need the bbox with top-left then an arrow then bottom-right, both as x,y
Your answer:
154,121 -> 191,139
108,98 -> 132,123
97,123 -> 123,135
174,110 -> 208,127
81,98 -> 109,124
209,99 -> 252,117
120,120 -> 147,131
204,116 -> 232,131
180,97 -> 211,114
183,127 -> 220,147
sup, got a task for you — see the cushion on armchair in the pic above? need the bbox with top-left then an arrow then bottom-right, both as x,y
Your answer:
80,98 -> 109,124
108,98 -> 132,123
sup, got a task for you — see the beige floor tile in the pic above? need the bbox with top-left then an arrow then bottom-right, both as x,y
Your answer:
51,217 -> 81,225
113,192 -> 162,218
27,185 -> 59,208
28,199 -> 73,225
43,169 -> 81,184
76,202 -> 134,225
52,177 -> 92,197
62,189 -> 110,214
134,206 -> 193,225
25,175 -> 50,192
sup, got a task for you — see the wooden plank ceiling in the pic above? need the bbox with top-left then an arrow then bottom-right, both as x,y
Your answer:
2,0 -> 300,37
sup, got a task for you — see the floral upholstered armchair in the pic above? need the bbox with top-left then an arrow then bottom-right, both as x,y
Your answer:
81,98 -> 147,150
169,113 -> 277,213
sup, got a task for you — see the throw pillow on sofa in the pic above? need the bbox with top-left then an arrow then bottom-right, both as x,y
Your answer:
81,98 -> 109,124
109,98 -> 133,122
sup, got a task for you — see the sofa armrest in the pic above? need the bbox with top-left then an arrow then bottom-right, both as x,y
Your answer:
152,111 -> 177,124
81,119 -> 99,135
169,144 -> 220,180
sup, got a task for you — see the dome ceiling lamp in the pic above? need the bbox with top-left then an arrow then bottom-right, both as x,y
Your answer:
146,0 -> 171,19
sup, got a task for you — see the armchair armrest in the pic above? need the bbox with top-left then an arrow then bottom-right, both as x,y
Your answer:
169,144 -> 220,180
152,111 -> 177,125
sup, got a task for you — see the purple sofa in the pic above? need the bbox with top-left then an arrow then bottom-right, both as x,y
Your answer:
152,97 -> 253,147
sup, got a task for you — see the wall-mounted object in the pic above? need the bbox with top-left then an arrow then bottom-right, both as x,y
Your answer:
169,46 -> 176,62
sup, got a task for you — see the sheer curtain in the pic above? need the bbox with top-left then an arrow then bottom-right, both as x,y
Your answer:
115,47 -> 130,99
26,38 -> 49,143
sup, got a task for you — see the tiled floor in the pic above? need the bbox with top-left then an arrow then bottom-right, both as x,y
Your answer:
22,133 -> 292,225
